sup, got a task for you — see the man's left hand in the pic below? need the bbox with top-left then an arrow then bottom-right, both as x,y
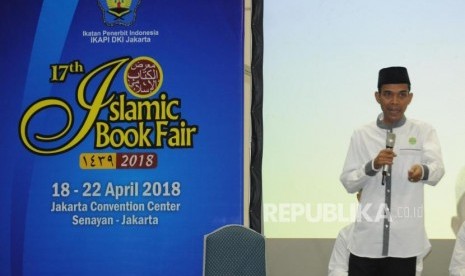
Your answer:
408,164 -> 423,182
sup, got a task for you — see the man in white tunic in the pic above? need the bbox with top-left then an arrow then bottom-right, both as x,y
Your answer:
340,66 -> 445,275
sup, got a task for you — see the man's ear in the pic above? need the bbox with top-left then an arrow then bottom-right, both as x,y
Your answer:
375,91 -> 381,104
451,216 -> 462,236
407,92 -> 413,104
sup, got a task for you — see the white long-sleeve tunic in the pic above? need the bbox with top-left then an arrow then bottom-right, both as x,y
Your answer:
340,115 -> 444,258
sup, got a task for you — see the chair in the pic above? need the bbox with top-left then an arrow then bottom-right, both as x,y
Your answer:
203,224 -> 267,276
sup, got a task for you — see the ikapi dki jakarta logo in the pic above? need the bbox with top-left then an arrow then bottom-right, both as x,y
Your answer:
98,0 -> 141,26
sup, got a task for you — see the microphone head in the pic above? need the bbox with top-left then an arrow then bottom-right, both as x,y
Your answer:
386,132 -> 396,148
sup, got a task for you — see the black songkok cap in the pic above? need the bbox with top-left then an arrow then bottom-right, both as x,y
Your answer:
378,66 -> 410,89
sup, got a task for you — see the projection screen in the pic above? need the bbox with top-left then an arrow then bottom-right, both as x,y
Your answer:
263,0 -> 465,239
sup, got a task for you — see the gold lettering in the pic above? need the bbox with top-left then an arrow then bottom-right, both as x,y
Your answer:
19,57 -> 130,155
107,92 -> 180,122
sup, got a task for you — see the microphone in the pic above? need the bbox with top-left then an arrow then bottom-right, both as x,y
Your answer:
382,132 -> 396,176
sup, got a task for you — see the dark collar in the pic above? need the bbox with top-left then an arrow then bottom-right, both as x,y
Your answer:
376,113 -> 406,130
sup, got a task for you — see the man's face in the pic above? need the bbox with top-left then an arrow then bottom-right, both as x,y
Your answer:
375,83 -> 412,125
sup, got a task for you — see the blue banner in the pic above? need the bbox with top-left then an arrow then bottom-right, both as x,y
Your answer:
1,1 -> 244,275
